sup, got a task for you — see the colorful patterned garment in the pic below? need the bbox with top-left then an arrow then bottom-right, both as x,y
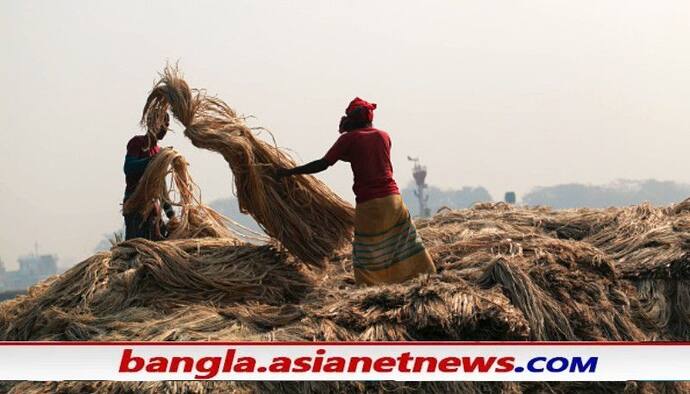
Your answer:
124,135 -> 161,199
352,194 -> 436,286
123,135 -> 162,240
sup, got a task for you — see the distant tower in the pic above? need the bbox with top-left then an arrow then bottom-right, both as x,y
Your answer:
504,191 -> 516,204
407,156 -> 430,217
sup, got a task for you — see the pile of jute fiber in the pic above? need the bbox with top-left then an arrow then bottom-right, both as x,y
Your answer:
4,199 -> 690,393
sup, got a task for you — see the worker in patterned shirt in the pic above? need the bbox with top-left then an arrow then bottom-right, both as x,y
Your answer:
122,113 -> 175,240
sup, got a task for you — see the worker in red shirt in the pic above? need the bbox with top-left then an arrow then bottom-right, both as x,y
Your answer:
123,113 -> 175,240
276,98 -> 435,286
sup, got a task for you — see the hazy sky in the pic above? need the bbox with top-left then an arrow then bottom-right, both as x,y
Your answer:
1,1 -> 689,269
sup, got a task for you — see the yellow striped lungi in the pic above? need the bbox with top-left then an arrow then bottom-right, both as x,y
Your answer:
353,194 -> 436,286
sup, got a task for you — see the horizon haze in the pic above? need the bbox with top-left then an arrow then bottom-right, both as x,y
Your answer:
2,1 -> 690,268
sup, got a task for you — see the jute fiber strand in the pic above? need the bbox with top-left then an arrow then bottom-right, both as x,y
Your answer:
141,66 -> 354,266
122,147 -> 263,242
5,200 -> 690,393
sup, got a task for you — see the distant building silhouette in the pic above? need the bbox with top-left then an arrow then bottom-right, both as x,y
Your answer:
0,254 -> 58,291
0,289 -> 26,301
504,191 -> 516,204
523,179 -> 690,208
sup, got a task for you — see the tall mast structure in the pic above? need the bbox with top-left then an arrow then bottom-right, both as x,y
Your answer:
407,156 -> 430,217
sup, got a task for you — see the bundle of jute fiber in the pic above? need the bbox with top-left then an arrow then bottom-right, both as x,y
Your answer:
0,238 -> 315,341
122,146 -> 264,241
588,201 -> 690,341
418,201 -> 690,341
511,200 -> 690,340
403,207 -> 647,342
141,66 -> 354,266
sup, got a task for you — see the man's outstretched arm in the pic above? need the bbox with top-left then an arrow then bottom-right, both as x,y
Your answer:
276,158 -> 329,178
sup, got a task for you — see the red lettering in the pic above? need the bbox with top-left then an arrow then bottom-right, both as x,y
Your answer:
495,357 -> 515,373
145,357 -> 167,373
293,357 -> 312,372
312,350 -> 325,373
373,357 -> 396,372
347,357 -> 373,372
269,357 -> 292,372
413,357 -> 438,373
462,357 -> 496,372
222,349 -> 236,372
195,357 -> 221,379
323,357 -> 346,372
396,352 -> 413,372
234,357 -> 256,372
169,357 -> 194,373
119,349 -> 144,372
119,350 -> 515,377
438,357 -> 461,372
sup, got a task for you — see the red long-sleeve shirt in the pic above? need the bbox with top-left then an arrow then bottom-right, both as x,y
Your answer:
324,127 -> 400,203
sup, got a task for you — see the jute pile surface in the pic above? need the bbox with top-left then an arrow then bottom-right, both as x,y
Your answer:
4,200 -> 690,393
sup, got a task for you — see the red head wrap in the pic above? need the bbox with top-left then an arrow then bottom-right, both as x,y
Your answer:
346,97 -> 377,123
